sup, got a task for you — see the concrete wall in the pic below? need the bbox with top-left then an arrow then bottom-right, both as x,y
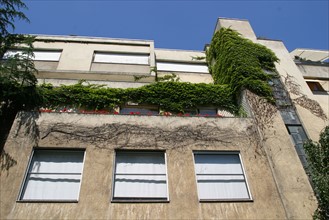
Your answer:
297,63 -> 329,79
32,36 -> 212,85
0,111 -> 314,219
258,39 -> 328,141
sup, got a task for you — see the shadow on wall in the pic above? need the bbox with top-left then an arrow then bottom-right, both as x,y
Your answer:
0,111 -> 40,175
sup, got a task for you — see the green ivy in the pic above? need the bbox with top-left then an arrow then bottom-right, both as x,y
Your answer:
304,126 -> 329,220
206,27 -> 279,102
39,81 -> 237,114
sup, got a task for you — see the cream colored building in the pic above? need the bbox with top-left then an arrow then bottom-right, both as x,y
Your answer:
1,18 -> 328,219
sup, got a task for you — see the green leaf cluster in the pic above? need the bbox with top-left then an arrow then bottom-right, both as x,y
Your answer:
206,28 -> 279,102
39,81 -> 236,114
304,126 -> 329,220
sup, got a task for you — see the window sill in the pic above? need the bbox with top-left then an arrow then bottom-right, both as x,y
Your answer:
111,199 -> 169,203
199,199 -> 253,203
17,200 -> 79,203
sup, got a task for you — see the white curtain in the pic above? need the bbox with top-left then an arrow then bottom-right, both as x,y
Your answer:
194,153 -> 250,200
156,62 -> 209,73
113,151 -> 167,199
94,53 -> 149,65
21,150 -> 84,201
4,50 -> 61,61
33,51 -> 61,61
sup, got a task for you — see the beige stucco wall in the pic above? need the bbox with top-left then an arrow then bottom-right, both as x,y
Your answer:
257,39 -> 329,141
34,36 -> 154,72
297,64 -> 329,79
32,37 -> 212,85
0,110 -> 316,219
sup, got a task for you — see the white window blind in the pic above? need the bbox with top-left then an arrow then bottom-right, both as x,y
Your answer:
113,151 -> 168,200
157,62 -> 209,73
94,52 -> 149,65
34,51 -> 61,61
4,50 -> 61,61
194,152 -> 251,200
20,150 -> 84,201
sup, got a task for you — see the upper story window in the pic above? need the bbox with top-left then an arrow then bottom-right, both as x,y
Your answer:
193,151 -> 252,201
93,52 -> 149,65
19,149 -> 85,202
112,151 -> 168,202
157,61 -> 209,73
306,81 -> 325,92
4,50 -> 61,61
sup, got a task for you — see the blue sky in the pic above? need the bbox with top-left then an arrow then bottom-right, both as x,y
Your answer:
14,0 -> 329,52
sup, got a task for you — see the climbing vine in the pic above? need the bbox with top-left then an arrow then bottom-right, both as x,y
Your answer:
38,80 -> 236,114
206,27 -> 279,102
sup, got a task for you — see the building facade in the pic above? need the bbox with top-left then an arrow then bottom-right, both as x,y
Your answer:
1,18 -> 328,219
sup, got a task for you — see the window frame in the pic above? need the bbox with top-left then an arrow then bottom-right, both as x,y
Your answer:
192,151 -> 252,202
17,148 -> 86,203
111,150 -> 169,203
306,81 -> 326,93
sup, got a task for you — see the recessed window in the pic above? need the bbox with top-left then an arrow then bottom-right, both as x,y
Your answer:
112,151 -> 168,201
19,149 -> 85,202
198,108 -> 217,116
120,105 -> 158,115
193,152 -> 251,201
4,50 -> 61,61
94,52 -> 149,65
157,61 -> 209,73
306,81 -> 325,92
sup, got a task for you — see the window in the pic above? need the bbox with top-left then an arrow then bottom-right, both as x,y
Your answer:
287,125 -> 308,167
94,52 -> 149,65
19,149 -> 85,201
112,151 -> 168,201
4,50 -> 61,61
156,61 -> 209,73
306,81 -> 325,92
193,151 -> 251,201
120,105 -> 158,115
198,108 -> 217,116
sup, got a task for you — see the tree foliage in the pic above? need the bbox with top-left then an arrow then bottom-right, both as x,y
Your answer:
0,0 -> 38,114
0,0 -> 38,151
304,126 -> 329,220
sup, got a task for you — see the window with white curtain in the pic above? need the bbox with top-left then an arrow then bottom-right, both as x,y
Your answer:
4,50 -> 62,61
94,52 -> 149,65
193,152 -> 251,201
19,149 -> 85,201
112,151 -> 168,201
156,61 -> 209,73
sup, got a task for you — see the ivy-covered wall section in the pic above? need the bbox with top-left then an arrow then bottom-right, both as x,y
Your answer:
39,81 -> 236,114
206,27 -> 279,102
